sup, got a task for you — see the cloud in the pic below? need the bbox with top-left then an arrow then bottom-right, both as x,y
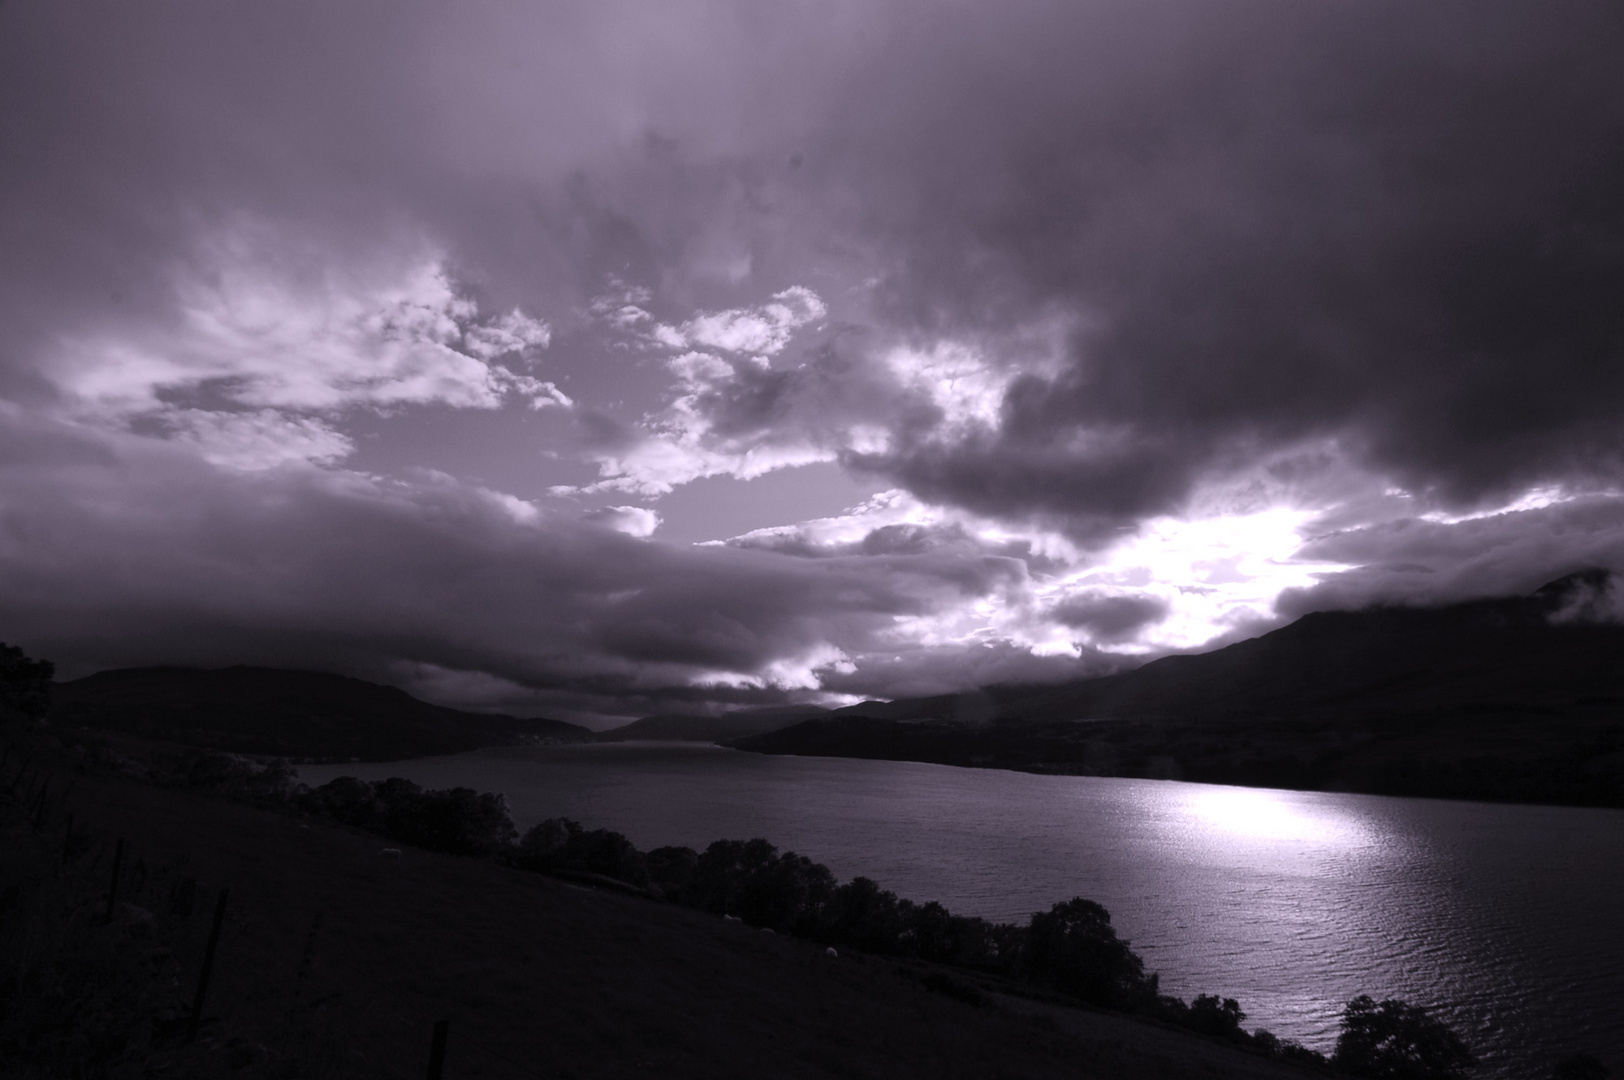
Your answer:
40,225 -> 567,471
1278,495 -> 1624,618
1050,593 -> 1170,643
54,232 -> 560,417
3,0 -> 1623,711
575,296 -> 1043,500
816,0 -> 1624,531
14,0 -> 1621,529
654,287 -> 827,356
0,407 -> 1090,721
160,410 -> 354,471
581,505 -> 661,538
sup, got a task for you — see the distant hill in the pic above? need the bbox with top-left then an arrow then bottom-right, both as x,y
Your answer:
735,571 -> 1624,807
601,705 -> 828,743
51,666 -> 593,762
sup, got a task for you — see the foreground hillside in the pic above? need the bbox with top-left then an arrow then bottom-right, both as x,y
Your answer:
2,743 -> 1325,1079
51,666 -> 592,762
737,573 -> 1624,807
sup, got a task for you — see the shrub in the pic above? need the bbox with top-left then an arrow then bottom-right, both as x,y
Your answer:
304,776 -> 517,856
171,750 -> 300,806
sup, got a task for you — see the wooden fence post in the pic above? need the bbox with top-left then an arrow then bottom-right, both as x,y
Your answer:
187,888 -> 230,1044
426,1019 -> 449,1080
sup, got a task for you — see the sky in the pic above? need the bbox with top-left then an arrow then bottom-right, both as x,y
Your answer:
1,0 -> 1622,725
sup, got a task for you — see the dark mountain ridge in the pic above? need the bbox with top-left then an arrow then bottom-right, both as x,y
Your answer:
737,572 -> 1624,807
601,704 -> 828,742
51,665 -> 593,761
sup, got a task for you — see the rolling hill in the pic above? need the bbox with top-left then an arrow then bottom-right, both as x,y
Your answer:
50,665 -> 592,761
599,704 -> 828,742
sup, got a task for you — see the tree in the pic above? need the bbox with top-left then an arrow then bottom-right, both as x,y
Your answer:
1184,994 -> 1247,1040
1023,897 -> 1150,1009
516,818 -> 647,883
1332,995 -> 1477,1080
683,838 -> 835,932
0,643 -> 53,724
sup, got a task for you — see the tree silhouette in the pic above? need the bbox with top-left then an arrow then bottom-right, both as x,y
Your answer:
0,643 -> 53,724
1023,897 -> 1150,1009
1332,995 -> 1477,1080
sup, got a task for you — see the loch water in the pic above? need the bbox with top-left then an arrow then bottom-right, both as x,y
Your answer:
300,743 -> 1624,1077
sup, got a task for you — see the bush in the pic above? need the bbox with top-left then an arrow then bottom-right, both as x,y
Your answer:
1332,994 -> 1478,1080
170,750 -> 300,806
303,776 -> 517,856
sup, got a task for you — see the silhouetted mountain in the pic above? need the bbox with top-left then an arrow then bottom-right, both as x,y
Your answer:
51,666 -> 592,761
737,572 -> 1624,807
600,705 -> 828,742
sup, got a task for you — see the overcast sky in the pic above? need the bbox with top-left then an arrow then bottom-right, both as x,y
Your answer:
2,0 -> 1621,724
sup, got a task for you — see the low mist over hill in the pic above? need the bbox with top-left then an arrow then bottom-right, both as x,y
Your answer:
51,666 -> 592,762
737,572 -> 1624,807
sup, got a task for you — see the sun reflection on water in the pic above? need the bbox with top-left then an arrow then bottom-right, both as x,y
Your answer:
1174,785 -> 1372,849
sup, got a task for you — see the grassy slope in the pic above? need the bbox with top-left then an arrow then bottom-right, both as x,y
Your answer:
8,759 -> 1325,1079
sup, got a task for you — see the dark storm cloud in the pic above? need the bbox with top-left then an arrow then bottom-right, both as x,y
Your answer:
0,410 -> 1043,720
1050,593 -> 1171,643
5,0 -> 1624,707
813,0 -> 1624,531
13,0 -> 1621,526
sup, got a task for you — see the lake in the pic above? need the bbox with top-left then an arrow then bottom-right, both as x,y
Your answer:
301,743 -> 1623,1077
